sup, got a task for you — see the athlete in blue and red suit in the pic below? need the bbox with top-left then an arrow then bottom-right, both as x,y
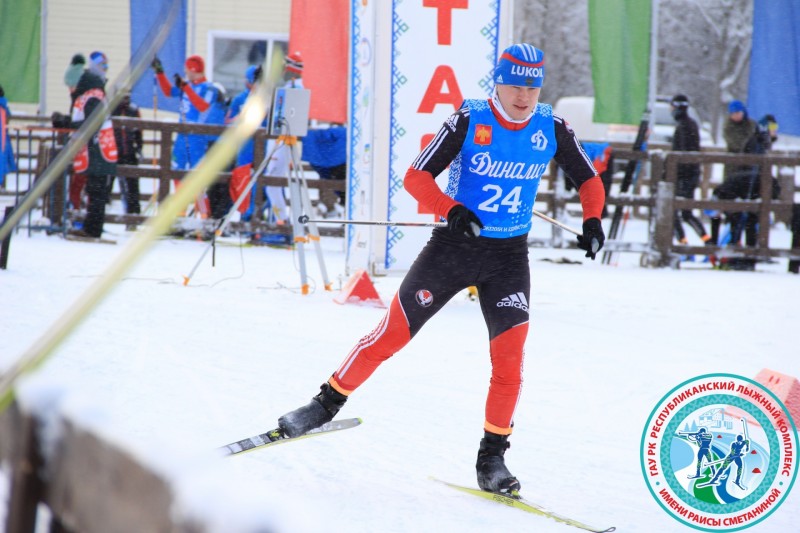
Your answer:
277,43 -> 606,495
152,55 -> 218,171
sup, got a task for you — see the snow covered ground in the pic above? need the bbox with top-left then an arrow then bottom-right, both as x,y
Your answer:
1,216 -> 799,533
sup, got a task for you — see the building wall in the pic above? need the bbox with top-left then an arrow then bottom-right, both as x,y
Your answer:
20,0 -> 290,116
43,1 -> 130,115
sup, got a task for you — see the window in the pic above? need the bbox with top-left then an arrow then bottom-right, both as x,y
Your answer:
207,31 -> 289,98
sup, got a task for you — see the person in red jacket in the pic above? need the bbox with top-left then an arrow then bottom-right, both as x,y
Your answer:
275,43 -> 606,497
151,55 -> 218,171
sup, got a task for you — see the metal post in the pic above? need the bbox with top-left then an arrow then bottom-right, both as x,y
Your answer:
651,181 -> 676,268
286,157 -> 311,294
287,141 -> 332,293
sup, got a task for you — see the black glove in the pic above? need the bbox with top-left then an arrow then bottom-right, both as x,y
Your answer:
0,85 -> 4,98
51,111 -> 70,129
576,217 -> 605,260
173,73 -> 185,89
151,56 -> 164,74
447,204 -> 483,238
253,65 -> 263,83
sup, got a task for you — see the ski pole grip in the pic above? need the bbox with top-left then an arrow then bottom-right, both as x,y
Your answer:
470,222 -> 482,237
591,238 -> 600,254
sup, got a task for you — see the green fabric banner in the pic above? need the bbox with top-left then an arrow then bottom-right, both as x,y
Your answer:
0,0 -> 41,103
588,0 -> 650,125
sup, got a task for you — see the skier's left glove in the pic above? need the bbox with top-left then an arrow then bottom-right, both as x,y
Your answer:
173,73 -> 185,89
577,217 -> 605,260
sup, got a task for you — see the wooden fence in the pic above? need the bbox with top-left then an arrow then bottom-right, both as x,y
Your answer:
1,401 -> 221,533
4,115 -> 800,267
3,115 -> 346,238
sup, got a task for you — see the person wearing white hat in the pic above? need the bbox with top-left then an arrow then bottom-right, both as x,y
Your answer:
274,44 -> 606,497
262,51 -> 305,225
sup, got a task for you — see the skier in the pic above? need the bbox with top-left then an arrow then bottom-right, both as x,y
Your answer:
682,427 -> 716,479
275,43 -> 606,496
706,434 -> 750,490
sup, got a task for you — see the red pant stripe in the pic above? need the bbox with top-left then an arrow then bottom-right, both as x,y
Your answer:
333,294 -> 411,392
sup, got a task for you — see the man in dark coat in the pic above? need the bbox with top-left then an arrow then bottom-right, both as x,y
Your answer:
669,94 -> 710,245
112,93 -> 143,215
53,52 -> 118,239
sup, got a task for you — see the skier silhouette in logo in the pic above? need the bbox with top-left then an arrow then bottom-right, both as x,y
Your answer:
707,434 -> 750,490
682,427 -> 716,479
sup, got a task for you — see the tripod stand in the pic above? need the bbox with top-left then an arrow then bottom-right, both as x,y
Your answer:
182,134 -> 332,294
283,135 -> 332,294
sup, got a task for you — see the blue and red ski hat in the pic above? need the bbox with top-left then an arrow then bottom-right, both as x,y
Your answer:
245,65 -> 258,84
89,51 -> 108,70
728,100 -> 746,114
494,43 -> 545,88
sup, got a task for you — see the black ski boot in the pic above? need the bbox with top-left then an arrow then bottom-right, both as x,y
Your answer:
278,382 -> 348,438
476,431 -> 521,495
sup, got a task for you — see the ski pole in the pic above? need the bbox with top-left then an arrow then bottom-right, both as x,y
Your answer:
182,136 -> 280,286
528,211 -> 601,253
298,215 -> 445,229
299,209 -> 597,252
531,209 -> 580,236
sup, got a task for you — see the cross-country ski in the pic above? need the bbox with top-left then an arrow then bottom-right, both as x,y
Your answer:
431,478 -> 615,533
218,417 -> 363,456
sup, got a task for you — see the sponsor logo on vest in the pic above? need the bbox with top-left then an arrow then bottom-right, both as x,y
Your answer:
469,152 -> 547,180
531,130 -> 548,151
497,292 -> 529,312
511,65 -> 543,79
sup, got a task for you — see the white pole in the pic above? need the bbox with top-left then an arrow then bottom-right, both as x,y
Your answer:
40,0 -> 48,114
189,0 -> 196,55
648,0 -> 659,115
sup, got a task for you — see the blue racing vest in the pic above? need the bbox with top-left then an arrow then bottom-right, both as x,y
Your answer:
173,80 -> 215,124
446,99 -> 557,238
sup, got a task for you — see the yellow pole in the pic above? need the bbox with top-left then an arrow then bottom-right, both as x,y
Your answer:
0,84 -> 271,411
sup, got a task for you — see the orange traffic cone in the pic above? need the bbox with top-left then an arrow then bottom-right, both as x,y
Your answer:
754,368 -> 800,426
334,269 -> 386,308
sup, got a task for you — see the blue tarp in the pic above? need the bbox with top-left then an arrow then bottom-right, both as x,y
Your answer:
130,0 -> 187,114
302,127 -> 347,169
749,0 -> 800,136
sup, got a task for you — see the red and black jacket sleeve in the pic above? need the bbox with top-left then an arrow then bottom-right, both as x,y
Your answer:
552,114 -> 605,221
403,108 -> 469,219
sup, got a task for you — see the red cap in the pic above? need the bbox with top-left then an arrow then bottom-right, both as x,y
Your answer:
185,55 -> 205,73
285,51 -> 303,75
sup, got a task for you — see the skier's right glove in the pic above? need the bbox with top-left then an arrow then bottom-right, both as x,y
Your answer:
447,204 -> 483,238
577,217 -> 605,260
0,85 -> 4,98
151,56 -> 164,75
